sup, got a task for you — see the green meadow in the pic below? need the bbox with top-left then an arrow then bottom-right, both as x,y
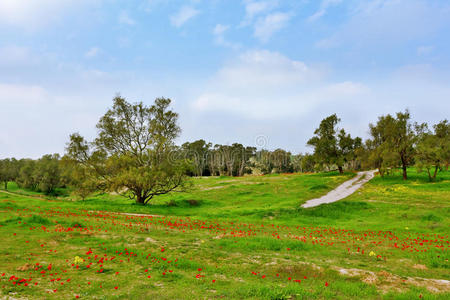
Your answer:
0,169 -> 449,299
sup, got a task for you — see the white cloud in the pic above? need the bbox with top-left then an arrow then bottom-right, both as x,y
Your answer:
308,0 -> 342,22
0,0 -> 96,30
316,0 -> 450,49
192,50 -> 365,120
141,0 -> 169,12
118,11 -> 136,25
213,24 -> 229,36
213,24 -> 240,50
170,6 -> 200,28
0,83 -> 49,105
254,12 -> 291,42
85,47 -> 101,58
241,0 -> 279,26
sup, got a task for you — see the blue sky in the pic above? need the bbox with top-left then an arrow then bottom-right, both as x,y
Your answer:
1,0 -> 450,158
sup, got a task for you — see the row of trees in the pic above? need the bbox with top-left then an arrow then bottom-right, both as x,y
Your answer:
0,154 -> 65,194
360,111 -> 449,180
180,142 -> 310,177
1,96 -> 448,205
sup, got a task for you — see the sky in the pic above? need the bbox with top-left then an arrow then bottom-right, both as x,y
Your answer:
1,0 -> 450,159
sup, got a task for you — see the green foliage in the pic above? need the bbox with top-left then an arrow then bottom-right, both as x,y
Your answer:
415,119 -> 449,181
0,158 -> 20,190
13,155 -> 63,195
66,96 -> 191,205
307,114 -> 361,173
367,110 -> 416,180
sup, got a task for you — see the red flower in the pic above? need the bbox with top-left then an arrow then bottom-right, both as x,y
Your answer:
325,282 -> 329,287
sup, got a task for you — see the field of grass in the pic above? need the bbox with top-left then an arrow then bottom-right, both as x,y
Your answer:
0,169 -> 448,299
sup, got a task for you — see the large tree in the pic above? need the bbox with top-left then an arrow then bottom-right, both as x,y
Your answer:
415,119 -> 449,181
307,114 -> 360,174
66,96 -> 190,205
368,110 -> 415,180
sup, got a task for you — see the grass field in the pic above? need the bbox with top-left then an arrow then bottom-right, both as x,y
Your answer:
0,169 -> 449,299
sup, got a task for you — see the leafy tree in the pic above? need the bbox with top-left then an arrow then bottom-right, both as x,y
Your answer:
252,150 -> 273,175
17,159 -> 38,190
34,154 -> 62,195
415,120 -> 449,181
66,96 -> 190,205
300,153 -> 316,173
182,139 -> 211,176
434,119 -> 450,170
271,149 -> 292,173
307,114 -> 360,174
368,110 -> 415,180
0,158 -> 19,190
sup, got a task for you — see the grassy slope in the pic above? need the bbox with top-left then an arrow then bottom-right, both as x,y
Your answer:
0,169 -> 448,299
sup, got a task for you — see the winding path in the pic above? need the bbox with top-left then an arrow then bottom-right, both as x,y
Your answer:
302,170 -> 377,208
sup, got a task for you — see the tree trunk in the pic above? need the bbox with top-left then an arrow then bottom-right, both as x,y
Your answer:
426,167 -> 432,182
4,181 -> 7,190
338,166 -> 343,174
432,165 -> 439,181
400,155 -> 407,180
402,165 -> 407,180
136,193 -> 145,205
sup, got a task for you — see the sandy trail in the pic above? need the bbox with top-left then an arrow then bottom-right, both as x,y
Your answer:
302,170 -> 376,208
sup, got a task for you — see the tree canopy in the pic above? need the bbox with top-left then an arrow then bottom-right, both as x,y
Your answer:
307,114 -> 361,174
66,96 -> 190,205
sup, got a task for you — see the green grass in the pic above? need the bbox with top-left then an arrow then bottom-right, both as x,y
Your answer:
0,169 -> 449,299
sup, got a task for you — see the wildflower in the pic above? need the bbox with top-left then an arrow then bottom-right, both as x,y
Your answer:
369,251 -> 376,256
73,256 -> 83,264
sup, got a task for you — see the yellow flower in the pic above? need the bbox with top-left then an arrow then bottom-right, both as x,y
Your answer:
74,256 -> 84,264
405,227 -> 409,230
369,251 -> 376,256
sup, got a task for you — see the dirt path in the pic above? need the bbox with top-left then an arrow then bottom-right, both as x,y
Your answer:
302,170 -> 376,208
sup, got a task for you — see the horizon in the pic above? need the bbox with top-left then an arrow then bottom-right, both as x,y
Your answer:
1,0 -> 450,159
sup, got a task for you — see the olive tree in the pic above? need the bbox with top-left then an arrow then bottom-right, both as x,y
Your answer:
307,114 -> 361,174
66,96 -> 191,205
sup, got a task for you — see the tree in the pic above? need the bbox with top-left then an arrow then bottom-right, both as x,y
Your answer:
368,110 -> 415,180
252,150 -> 273,175
300,153 -> 316,173
182,139 -> 211,176
434,119 -> 450,170
17,159 -> 38,190
415,120 -> 449,181
307,114 -> 360,174
66,96 -> 190,205
34,154 -> 62,195
0,158 -> 19,190
271,149 -> 292,173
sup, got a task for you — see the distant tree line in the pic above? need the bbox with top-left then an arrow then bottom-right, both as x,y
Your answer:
0,96 -> 448,205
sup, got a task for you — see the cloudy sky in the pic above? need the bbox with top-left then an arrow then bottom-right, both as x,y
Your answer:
1,0 -> 449,158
